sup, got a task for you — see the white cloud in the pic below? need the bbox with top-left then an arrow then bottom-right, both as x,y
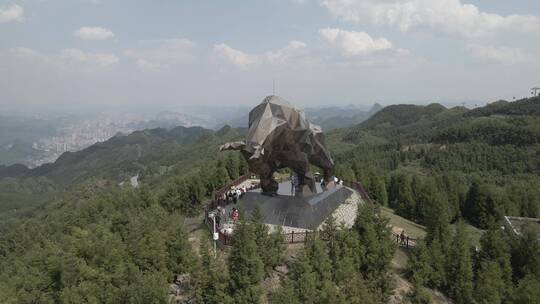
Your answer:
0,4 -> 24,23
10,47 -> 118,68
321,0 -> 540,38
213,44 -> 258,69
75,26 -> 114,40
124,39 -> 195,71
60,48 -> 119,67
320,28 -> 392,56
213,41 -> 308,69
468,44 -> 535,64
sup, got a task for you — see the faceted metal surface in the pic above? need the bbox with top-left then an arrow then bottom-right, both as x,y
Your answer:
220,95 -> 335,196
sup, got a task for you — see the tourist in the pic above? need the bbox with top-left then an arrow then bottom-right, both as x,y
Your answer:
231,208 -> 239,222
400,230 -> 406,245
233,190 -> 238,204
215,214 -> 221,228
219,205 -> 226,218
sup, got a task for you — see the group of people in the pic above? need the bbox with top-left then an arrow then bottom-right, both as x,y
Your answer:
214,206 -> 239,230
399,230 -> 409,246
222,186 -> 248,204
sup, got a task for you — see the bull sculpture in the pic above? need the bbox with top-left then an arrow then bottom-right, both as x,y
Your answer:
220,95 -> 335,196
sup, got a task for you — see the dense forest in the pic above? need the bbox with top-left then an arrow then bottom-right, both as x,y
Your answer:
0,97 -> 539,303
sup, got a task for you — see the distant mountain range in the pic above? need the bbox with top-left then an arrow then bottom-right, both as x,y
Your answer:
1,97 -> 538,217
219,103 -> 383,131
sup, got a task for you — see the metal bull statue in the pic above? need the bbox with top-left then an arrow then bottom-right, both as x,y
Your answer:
220,95 -> 335,196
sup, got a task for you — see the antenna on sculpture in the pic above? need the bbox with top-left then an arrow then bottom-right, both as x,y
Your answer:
273,79 -> 276,96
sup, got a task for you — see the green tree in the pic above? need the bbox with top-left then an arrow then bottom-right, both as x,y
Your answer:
393,173 -> 415,219
478,223 -> 513,300
407,281 -> 432,304
464,180 -> 502,229
510,224 -> 540,281
427,237 -> 447,289
228,219 -> 264,304
225,153 -> 240,180
288,251 -> 319,304
353,203 -> 395,297
369,171 -> 388,206
474,261 -> 504,304
193,240 -> 231,304
445,222 -> 474,304
408,241 -> 432,287
251,205 -> 285,274
513,274 -> 540,304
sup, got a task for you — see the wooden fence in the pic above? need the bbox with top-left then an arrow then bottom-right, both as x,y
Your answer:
344,180 -> 373,203
392,233 -> 417,248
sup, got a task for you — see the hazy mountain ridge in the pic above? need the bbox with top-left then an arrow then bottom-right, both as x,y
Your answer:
220,103 -> 383,131
0,125 -> 244,216
343,97 -> 540,146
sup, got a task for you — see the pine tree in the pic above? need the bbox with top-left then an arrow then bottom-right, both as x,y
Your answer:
353,203 -> 395,297
474,261 -> 504,304
478,223 -> 513,300
270,277 -> 301,304
513,274 -> 540,304
238,153 -> 248,175
304,237 -> 338,303
337,273 -> 378,304
192,240 -> 231,304
422,182 -> 451,244
407,281 -> 432,304
289,251 -> 319,304
510,224 -> 540,281
251,205 -> 285,274
394,173 -> 415,219
408,241 -> 432,287
464,180 -> 502,229
228,219 -> 264,304
369,172 -> 388,206
426,236 -> 447,289
445,222 -> 474,304
214,164 -> 231,188
225,153 -> 240,180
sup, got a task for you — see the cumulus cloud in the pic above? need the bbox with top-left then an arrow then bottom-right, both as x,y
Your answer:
468,44 -> 535,64
0,4 -> 24,23
213,41 -> 308,69
75,26 -> 115,40
321,0 -> 540,38
124,39 -> 195,71
320,28 -> 392,56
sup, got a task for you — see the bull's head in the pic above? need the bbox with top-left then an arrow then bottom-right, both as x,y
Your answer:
220,141 -> 265,161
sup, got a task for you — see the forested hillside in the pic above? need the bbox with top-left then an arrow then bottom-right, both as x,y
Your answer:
0,125 -> 245,218
0,97 -> 539,303
333,96 -> 540,227
330,96 -> 540,303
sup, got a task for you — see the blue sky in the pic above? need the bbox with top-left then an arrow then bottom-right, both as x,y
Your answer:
1,0 -> 539,113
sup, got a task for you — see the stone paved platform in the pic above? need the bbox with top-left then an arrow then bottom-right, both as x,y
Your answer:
224,181 -> 353,230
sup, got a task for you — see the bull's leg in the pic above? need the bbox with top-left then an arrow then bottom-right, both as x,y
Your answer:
295,170 -> 316,197
277,150 -> 316,197
259,166 -> 278,196
308,145 -> 335,189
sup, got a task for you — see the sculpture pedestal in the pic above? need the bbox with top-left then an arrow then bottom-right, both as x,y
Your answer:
228,183 -> 353,230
